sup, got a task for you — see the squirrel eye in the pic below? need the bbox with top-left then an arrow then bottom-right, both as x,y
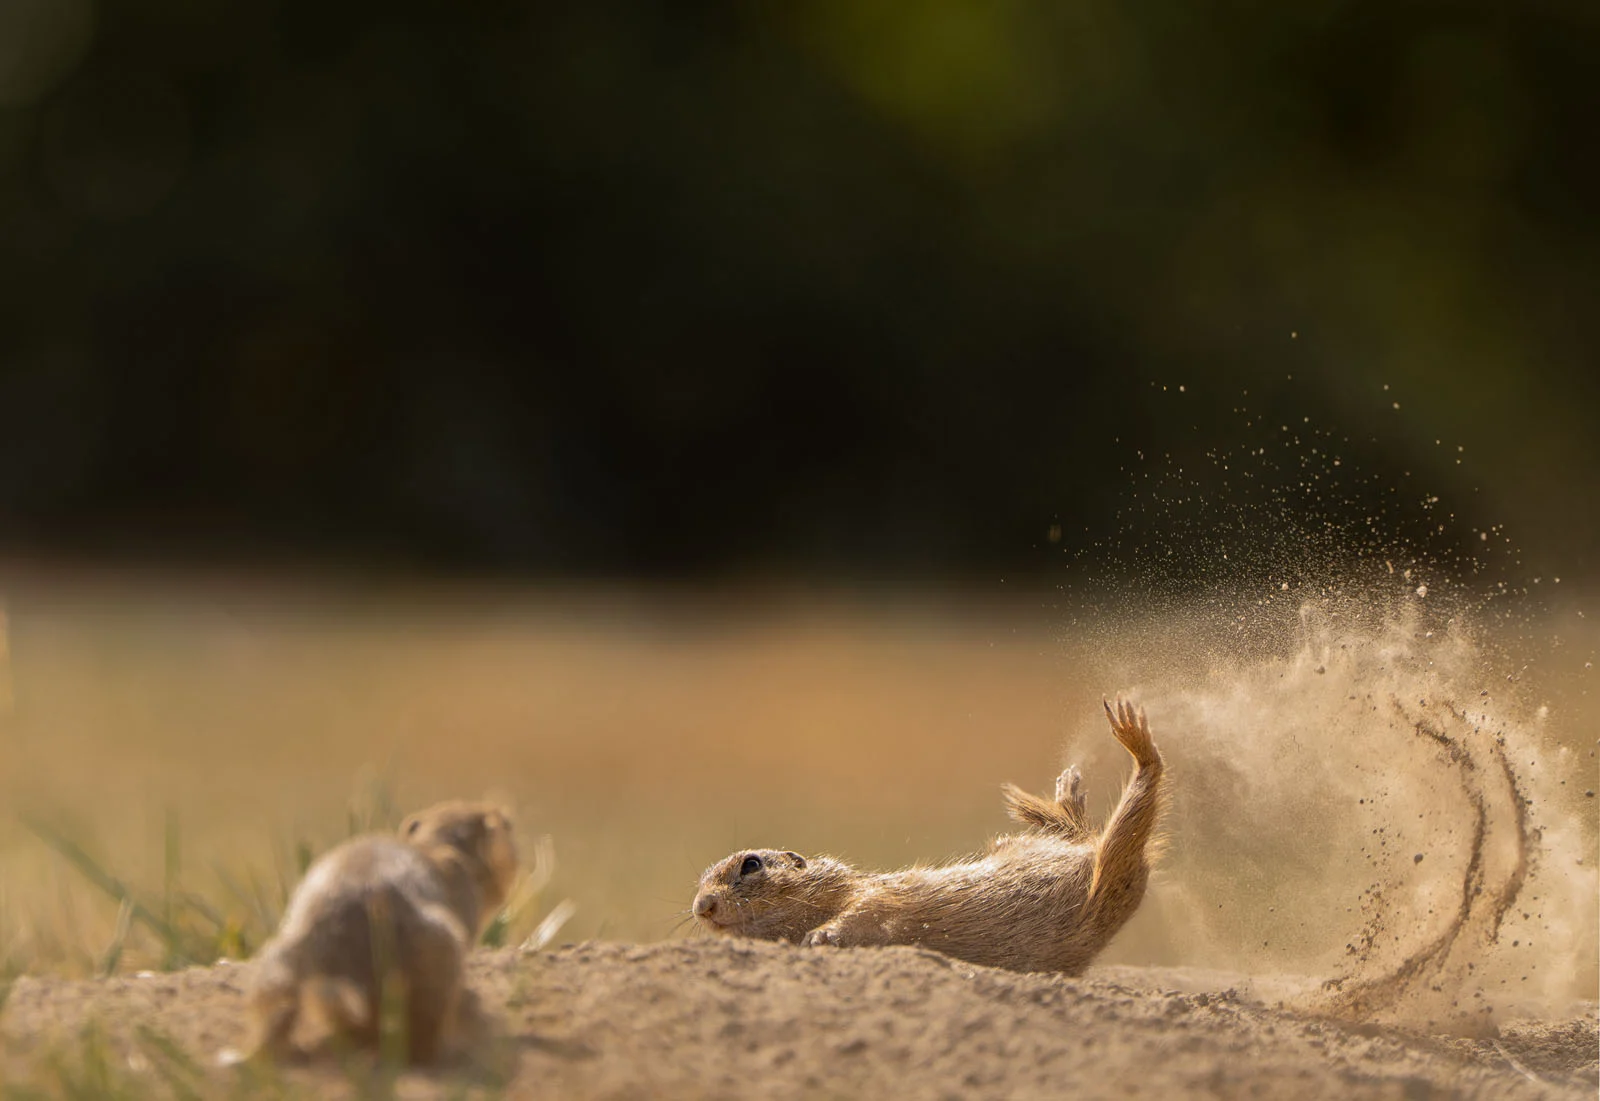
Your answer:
738,855 -> 763,877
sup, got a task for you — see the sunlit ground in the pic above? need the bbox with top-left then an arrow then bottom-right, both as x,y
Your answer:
1,566 -> 1595,1004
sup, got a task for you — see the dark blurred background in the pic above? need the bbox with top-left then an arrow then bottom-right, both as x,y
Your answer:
0,1 -> 1595,582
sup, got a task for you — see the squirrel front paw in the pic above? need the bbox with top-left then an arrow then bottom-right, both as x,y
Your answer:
802,926 -> 843,947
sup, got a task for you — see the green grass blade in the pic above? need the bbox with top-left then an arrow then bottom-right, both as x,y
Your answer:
96,898 -> 135,979
19,814 -> 189,966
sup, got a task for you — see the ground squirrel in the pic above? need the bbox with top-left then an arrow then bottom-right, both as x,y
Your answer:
229,801 -> 517,1064
691,698 -> 1165,974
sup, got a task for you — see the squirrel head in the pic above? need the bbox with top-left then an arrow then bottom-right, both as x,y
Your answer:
401,801 -> 519,926
691,848 -> 853,943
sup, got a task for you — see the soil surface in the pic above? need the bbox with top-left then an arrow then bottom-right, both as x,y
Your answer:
3,940 -> 1595,1099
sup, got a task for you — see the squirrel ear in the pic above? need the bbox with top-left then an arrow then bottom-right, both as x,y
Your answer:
402,816 -> 422,837
785,852 -> 807,869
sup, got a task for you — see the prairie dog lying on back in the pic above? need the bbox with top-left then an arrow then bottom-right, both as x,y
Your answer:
230,801 -> 517,1064
692,699 -> 1165,974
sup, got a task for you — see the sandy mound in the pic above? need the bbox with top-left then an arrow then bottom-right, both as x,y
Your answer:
3,940 -> 1594,1099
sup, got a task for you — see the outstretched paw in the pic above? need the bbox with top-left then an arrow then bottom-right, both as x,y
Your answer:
1104,697 -> 1158,765
1054,765 -> 1086,815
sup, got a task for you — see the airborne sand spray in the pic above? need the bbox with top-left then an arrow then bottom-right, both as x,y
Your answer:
1055,382 -> 1598,1032
1069,588 -> 1595,1032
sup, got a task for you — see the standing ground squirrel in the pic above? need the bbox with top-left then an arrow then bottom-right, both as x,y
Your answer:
692,698 -> 1165,974
228,801 -> 517,1065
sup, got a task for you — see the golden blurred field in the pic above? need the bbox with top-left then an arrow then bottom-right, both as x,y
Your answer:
2,565 -> 1595,1005
0,569 -> 1110,977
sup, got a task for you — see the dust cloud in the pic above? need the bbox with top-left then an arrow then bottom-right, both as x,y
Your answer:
1071,588 -> 1593,1034
1052,386 -> 1598,1034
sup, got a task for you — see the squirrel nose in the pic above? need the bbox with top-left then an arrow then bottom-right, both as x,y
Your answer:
693,893 -> 716,918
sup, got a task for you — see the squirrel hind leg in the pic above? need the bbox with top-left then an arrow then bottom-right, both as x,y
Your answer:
307,976 -> 378,1051
1088,700 -> 1165,903
397,906 -> 468,1064
1054,765 -> 1085,814
1002,780 -> 1096,842
221,959 -> 303,1066
1103,698 -> 1160,765
1052,766 -> 1096,840
404,980 -> 462,1065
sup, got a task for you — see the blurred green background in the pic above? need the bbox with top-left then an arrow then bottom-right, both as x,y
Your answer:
0,1 -> 1595,579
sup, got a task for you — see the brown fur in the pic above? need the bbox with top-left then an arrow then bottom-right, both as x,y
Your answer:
232,801 -> 517,1065
691,698 -> 1165,975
